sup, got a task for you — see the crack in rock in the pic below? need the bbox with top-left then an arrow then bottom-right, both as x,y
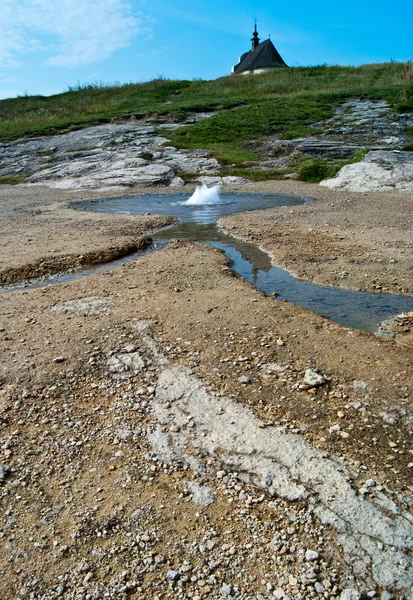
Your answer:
148,364 -> 413,598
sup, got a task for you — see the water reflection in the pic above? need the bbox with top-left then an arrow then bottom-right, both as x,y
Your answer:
13,192 -> 413,334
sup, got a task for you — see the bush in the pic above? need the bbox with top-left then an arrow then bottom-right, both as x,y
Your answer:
297,160 -> 331,183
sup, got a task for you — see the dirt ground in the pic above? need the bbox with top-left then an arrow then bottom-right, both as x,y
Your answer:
0,181 -> 412,599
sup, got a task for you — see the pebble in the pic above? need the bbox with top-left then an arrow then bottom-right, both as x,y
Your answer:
0,463 -> 10,482
303,369 -> 326,388
166,570 -> 179,581
305,549 -> 319,561
220,583 -> 232,597
238,376 -> 251,384
340,590 -> 361,600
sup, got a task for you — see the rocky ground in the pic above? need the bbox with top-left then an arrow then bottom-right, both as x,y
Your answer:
0,175 -> 412,600
1,100 -> 412,193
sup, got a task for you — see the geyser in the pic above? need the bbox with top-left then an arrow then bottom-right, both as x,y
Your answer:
184,183 -> 222,205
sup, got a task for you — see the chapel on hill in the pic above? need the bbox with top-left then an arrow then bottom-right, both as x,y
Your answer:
232,23 -> 288,75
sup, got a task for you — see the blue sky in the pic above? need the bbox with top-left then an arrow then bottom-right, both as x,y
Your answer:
0,0 -> 412,100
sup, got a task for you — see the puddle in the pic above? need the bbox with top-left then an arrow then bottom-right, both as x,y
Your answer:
77,192 -> 413,334
5,191 -> 413,334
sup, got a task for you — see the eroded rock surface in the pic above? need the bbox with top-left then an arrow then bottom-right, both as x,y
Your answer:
0,123 -> 221,190
149,364 -> 413,598
321,150 -> 413,192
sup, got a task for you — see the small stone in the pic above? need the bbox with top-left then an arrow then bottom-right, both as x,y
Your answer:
340,590 -> 361,600
122,343 -> 136,353
276,338 -> 285,346
216,470 -> 226,479
380,592 -> 393,600
305,550 -> 319,561
53,356 -> 66,363
238,376 -> 251,384
303,369 -> 326,388
0,463 -> 10,482
166,570 -> 179,581
220,583 -> 232,597
314,582 -> 325,594
273,589 -> 285,600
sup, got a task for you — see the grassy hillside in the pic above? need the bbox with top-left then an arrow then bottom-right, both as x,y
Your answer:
1,62 -> 412,181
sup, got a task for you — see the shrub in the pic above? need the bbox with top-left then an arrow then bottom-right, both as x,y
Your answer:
297,160 -> 331,183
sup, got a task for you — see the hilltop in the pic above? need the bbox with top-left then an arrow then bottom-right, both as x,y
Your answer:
1,63 -> 412,186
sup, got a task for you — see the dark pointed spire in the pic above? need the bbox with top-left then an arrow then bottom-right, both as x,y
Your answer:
251,20 -> 260,50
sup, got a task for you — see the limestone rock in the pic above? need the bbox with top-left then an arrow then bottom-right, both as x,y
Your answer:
197,175 -> 252,185
303,369 -> 326,388
186,481 -> 215,507
107,352 -> 145,374
0,123 -> 222,190
148,365 -> 413,597
339,590 -> 361,600
321,151 -> 413,192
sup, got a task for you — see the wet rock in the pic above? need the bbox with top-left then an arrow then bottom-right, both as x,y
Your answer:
321,150 -> 413,192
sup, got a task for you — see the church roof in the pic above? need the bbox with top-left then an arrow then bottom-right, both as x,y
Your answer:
233,38 -> 288,74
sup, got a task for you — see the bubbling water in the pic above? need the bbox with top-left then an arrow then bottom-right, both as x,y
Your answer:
183,183 -> 223,205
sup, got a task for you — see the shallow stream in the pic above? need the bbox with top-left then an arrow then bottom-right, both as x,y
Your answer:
78,192 -> 413,333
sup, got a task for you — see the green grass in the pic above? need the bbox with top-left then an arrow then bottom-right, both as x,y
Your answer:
0,63 -> 412,178
296,150 -> 369,183
0,63 -> 411,144
0,175 -> 29,184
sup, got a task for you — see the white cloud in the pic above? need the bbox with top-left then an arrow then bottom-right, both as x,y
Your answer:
0,0 -> 150,68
